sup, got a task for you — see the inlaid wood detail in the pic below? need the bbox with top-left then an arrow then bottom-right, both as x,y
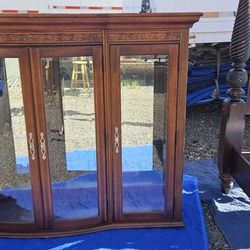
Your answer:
40,132 -> 46,160
0,32 -> 102,44
107,31 -> 180,42
28,132 -> 36,160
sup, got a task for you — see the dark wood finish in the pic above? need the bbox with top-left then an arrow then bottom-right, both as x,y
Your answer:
0,220 -> 183,239
218,0 -> 250,197
33,46 -> 107,230
110,45 -> 123,222
0,13 -> 201,33
0,13 -> 201,236
218,100 -> 245,193
93,47 -> 108,223
110,44 -> 179,223
153,61 -> 167,170
0,48 -> 44,231
231,149 -> 250,196
241,152 -> 250,162
29,48 -> 54,229
166,45 -> 179,218
19,50 -> 45,229
174,29 -> 190,220
107,30 -> 180,44
103,30 -> 114,224
245,76 -> 250,115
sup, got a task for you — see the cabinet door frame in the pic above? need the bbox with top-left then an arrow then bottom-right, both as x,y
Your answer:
0,47 -> 44,232
29,46 -> 107,231
110,44 -> 179,224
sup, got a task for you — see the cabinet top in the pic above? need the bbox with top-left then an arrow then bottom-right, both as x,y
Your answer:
0,13 -> 202,32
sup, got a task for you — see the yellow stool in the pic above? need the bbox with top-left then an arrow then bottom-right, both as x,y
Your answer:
71,57 -> 90,92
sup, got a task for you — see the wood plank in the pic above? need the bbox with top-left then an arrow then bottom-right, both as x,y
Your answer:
110,45 -> 123,222
173,29 -> 189,221
231,148 -> 250,197
0,13 -> 202,34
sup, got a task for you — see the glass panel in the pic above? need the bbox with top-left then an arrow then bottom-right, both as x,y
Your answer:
41,56 -> 98,220
0,58 -> 34,222
121,55 -> 168,213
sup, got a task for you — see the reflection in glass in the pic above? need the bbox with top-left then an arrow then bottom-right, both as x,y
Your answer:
121,55 -> 168,213
41,56 -> 98,219
0,58 -> 34,222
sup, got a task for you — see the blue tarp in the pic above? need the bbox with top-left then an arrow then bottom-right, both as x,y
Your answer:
2,146 -> 209,249
0,79 -> 4,96
16,145 -> 153,174
187,61 -> 250,106
184,159 -> 250,250
0,175 -> 209,250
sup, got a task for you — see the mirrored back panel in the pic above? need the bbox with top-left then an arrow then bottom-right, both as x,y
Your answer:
120,55 -> 168,214
0,58 -> 34,222
40,56 -> 99,220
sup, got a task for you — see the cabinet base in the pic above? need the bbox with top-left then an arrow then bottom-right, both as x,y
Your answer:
0,220 -> 184,238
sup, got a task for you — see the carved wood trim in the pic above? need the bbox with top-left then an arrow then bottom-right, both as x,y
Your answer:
107,31 -> 180,42
0,32 -> 103,44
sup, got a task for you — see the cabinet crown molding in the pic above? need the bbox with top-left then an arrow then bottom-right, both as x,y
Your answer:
0,13 -> 202,32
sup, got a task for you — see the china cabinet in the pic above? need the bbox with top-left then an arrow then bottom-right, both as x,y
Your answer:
0,13 -> 201,236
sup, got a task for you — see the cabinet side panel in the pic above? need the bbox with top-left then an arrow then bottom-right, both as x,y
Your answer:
174,29 -> 190,220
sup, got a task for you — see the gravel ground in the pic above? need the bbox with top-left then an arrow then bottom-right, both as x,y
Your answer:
185,102 -> 222,162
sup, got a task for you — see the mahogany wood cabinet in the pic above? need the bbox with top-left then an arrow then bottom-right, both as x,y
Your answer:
0,13 -> 201,237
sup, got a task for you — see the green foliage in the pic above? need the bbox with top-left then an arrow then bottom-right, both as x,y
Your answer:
121,79 -> 140,88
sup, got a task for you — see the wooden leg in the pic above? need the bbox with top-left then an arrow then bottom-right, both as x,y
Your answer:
218,100 -> 245,194
219,172 -> 233,194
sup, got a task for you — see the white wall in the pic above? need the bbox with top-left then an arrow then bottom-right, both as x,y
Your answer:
122,0 -> 141,13
0,0 -> 123,13
123,0 -> 238,13
0,0 -> 239,13
154,0 -> 238,12
0,0 -> 48,12
49,0 -> 123,13
190,17 -> 235,43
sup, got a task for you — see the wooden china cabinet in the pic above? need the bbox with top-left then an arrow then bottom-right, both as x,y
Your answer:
0,13 -> 201,237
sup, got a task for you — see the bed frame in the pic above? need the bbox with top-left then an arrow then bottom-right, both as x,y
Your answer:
218,0 -> 250,197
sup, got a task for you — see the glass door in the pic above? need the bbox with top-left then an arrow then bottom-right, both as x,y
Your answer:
0,48 -> 44,231
110,45 -> 179,223
30,46 -> 107,229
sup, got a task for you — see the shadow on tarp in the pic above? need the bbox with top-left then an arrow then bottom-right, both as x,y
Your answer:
184,159 -> 250,250
3,170 -> 168,219
0,175 -> 208,250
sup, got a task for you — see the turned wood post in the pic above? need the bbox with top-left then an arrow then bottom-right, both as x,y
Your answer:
218,0 -> 250,193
